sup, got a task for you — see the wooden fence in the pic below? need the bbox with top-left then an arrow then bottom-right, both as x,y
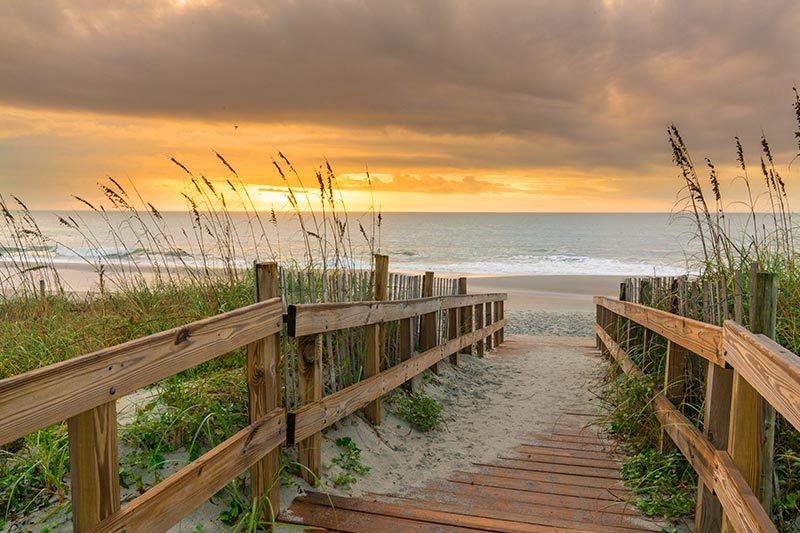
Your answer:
0,255 -> 506,532
595,269 -> 799,532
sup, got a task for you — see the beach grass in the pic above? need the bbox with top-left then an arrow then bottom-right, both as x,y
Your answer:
0,154 -> 381,529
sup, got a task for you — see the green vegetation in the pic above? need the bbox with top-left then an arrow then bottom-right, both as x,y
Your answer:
0,154 -> 382,528
665,89 -> 800,530
328,437 -> 370,490
390,389 -> 443,432
600,88 -> 800,528
601,370 -> 697,520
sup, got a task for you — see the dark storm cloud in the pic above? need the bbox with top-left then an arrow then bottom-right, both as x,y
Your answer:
1,0 -> 799,169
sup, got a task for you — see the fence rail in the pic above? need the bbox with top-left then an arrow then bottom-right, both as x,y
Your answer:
0,255 -> 506,532
595,285 -> 800,532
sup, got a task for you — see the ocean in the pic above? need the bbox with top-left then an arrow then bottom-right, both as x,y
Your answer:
2,211 -> 713,277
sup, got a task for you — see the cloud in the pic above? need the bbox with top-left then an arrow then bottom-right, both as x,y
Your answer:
1,0 -> 800,210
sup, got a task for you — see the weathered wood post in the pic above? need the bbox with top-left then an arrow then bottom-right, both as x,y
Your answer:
365,254 -> 389,424
492,300 -> 501,348
498,298 -> 504,344
484,300 -> 493,351
459,277 -> 472,355
476,301 -> 485,357
297,333 -> 322,484
68,402 -> 120,531
421,271 -> 438,374
661,280 -> 687,452
448,286 -> 460,366
248,262 -> 281,517
721,270 -> 778,532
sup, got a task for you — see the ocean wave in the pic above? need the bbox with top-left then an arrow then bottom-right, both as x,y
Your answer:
390,254 -> 689,277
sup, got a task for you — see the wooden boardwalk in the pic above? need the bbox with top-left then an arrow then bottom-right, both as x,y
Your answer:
280,402 -> 663,531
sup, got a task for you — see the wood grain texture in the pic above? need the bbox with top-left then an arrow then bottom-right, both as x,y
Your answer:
288,293 -> 507,337
421,271 -> 438,375
91,408 -> 284,533
0,297 -> 283,446
69,401 -> 120,532
596,315 -> 775,532
247,262 -> 281,519
459,277 -> 473,355
288,319 -> 506,444
399,316 -> 420,391
594,296 -> 723,366
723,320 -> 800,435
297,334 -> 322,483
695,361 -> 733,533
476,303 -> 485,357
715,451 -> 778,533
364,254 -> 389,423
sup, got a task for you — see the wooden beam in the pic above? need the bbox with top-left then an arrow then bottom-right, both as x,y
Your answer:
247,262 -> 281,519
594,296 -> 723,366
92,408 -> 284,533
0,298 -> 283,446
498,300 -> 505,344
715,451 -> 778,533
287,293 -> 507,337
297,334 -> 322,484
288,318 -> 507,444
69,401 -> 120,532
723,320 -> 800,433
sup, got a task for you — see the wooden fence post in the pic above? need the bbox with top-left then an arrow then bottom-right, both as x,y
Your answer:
421,271 -> 438,374
400,315 -> 420,390
68,401 -> 120,532
248,262 -> 281,517
459,277 -> 472,355
492,300 -> 501,348
365,254 -> 389,424
297,334 -> 322,484
476,302 -> 485,357
498,299 -> 504,344
485,301 -> 493,351
722,271 -> 778,531
448,294 -> 460,366
696,359 -> 734,532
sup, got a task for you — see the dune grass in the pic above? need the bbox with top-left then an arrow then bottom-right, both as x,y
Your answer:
0,154 -> 381,529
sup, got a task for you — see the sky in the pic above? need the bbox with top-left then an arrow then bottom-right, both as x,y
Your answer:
1,0 -> 799,212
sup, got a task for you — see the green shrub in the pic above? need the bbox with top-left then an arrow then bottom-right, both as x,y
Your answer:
391,391 -> 443,432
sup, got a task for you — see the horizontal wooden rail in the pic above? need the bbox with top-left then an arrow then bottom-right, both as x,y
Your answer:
288,293 -> 507,337
0,297 -> 284,446
91,407 -> 285,532
723,320 -> 800,432
594,296 -> 724,366
287,318 -> 507,444
594,322 -> 776,532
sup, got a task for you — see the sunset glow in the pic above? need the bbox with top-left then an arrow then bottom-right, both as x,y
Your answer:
1,1 -> 799,212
